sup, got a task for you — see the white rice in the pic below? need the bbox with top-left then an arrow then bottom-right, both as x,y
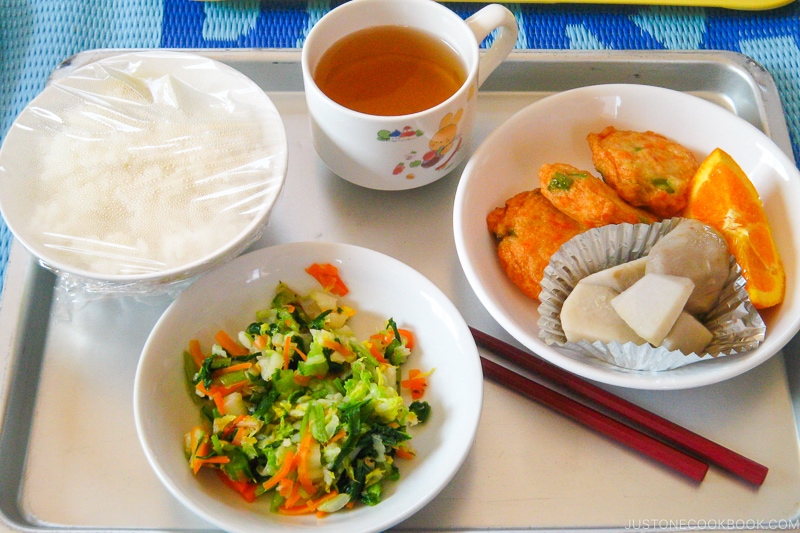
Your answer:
26,70 -> 282,277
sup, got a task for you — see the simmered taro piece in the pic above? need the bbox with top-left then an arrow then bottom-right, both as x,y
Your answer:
646,218 -> 730,316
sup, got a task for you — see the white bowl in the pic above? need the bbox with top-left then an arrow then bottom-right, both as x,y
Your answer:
133,241 -> 482,533
0,51 -> 288,288
453,83 -> 800,390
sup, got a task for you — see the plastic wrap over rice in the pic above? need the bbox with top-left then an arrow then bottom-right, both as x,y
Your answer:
537,219 -> 766,371
0,51 -> 288,297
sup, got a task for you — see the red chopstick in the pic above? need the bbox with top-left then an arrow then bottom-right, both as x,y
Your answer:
471,327 -> 768,486
481,357 -> 708,481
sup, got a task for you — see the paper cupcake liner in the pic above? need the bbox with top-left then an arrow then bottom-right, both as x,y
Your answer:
537,218 -> 766,372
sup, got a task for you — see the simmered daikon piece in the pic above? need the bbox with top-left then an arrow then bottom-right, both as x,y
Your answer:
561,283 -> 645,345
661,311 -> 713,355
611,274 -> 694,346
580,256 -> 647,293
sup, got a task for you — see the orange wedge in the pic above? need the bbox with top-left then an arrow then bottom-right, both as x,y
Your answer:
683,148 -> 785,309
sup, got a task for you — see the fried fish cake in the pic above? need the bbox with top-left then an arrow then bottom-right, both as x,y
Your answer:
539,162 -> 657,228
587,126 -> 698,218
487,189 -> 586,299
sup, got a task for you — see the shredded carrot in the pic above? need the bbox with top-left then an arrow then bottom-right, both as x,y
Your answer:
370,332 -> 392,345
209,380 -> 249,397
253,334 -> 268,350
214,330 -> 249,357
398,328 -> 415,349
232,427 -> 248,447
401,368 -> 432,400
371,329 -> 414,350
262,450 -> 296,491
401,376 -> 427,388
279,490 -> 340,515
217,470 -> 258,503
293,374 -> 312,386
194,437 -> 210,459
221,415 -> 246,438
278,503 -> 316,515
277,477 -> 294,498
282,336 -> 292,370
395,447 -> 416,460
284,477 -> 304,508
198,380 -> 248,402
195,381 -> 211,397
296,430 -> 317,496
211,390 -> 227,414
193,455 -> 231,474
190,434 -> 225,474
305,263 -> 349,296
211,362 -> 253,379
188,339 -> 205,368
294,345 -> 308,361
322,338 -> 352,358
327,429 -> 347,444
366,341 -> 389,364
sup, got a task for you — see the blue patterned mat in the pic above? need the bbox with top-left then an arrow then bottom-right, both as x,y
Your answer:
1,0 -> 799,299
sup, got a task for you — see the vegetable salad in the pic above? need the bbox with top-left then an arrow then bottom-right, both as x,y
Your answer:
183,263 -> 432,516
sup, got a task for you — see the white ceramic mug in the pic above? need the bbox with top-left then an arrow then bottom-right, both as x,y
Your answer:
301,0 -> 518,190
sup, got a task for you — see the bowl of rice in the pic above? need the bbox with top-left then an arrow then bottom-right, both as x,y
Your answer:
0,50 -> 288,291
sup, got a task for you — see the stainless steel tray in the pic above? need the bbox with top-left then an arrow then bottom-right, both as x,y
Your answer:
2,49 -> 800,533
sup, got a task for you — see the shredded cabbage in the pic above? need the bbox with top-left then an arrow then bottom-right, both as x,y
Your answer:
183,278 -> 431,515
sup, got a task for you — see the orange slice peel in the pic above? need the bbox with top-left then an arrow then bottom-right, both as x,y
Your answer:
682,148 -> 785,309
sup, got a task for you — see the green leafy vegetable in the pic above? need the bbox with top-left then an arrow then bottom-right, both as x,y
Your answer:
182,275 -> 431,516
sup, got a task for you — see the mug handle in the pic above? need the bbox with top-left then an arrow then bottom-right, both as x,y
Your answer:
466,4 -> 519,88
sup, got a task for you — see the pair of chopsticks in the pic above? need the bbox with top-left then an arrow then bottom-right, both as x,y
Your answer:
471,327 -> 768,485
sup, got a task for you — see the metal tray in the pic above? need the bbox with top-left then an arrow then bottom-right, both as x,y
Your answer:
2,49 -> 800,532
451,0 -> 795,10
